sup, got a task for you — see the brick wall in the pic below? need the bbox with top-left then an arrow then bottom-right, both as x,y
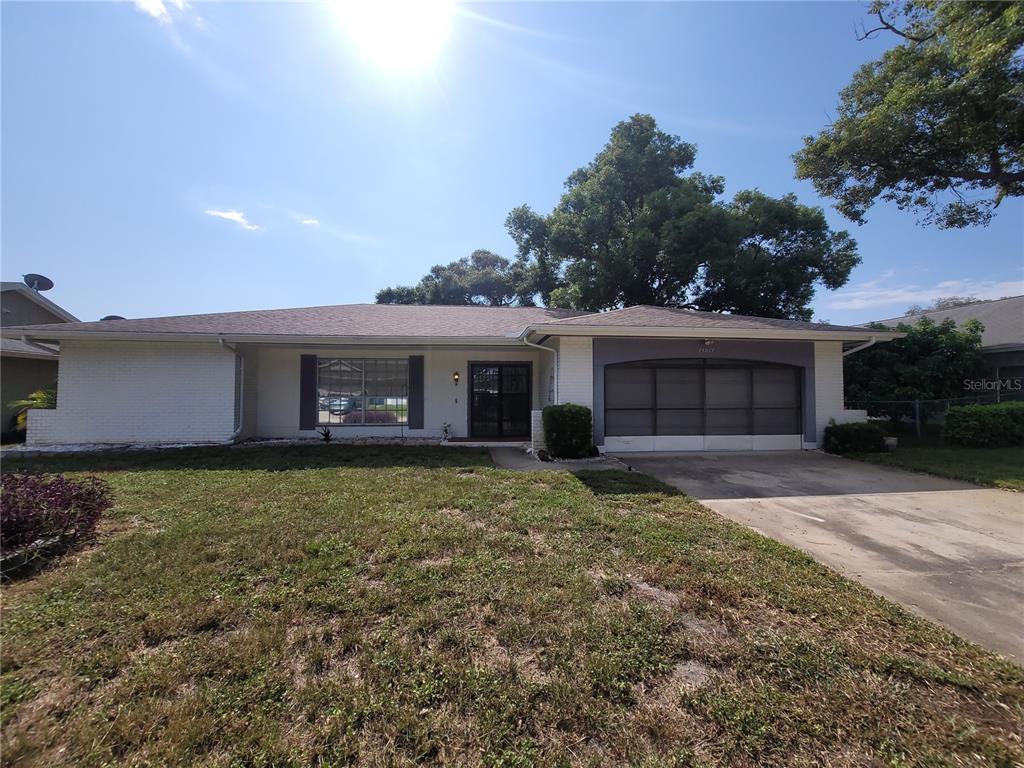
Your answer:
28,340 -> 237,445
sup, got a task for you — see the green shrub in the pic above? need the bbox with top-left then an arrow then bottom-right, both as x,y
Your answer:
542,404 -> 593,458
7,388 -> 56,433
944,402 -> 1024,447
823,421 -> 886,454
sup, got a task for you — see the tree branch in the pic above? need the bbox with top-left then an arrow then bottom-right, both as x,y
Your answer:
856,10 -> 936,43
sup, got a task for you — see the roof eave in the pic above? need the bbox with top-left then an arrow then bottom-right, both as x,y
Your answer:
524,324 -> 903,342
0,348 -> 59,360
1,328 -> 531,346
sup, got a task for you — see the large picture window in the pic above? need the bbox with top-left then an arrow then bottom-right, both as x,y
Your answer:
317,358 -> 409,426
604,360 -> 801,437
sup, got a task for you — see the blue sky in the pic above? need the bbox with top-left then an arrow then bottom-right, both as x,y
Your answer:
3,1 -> 1021,325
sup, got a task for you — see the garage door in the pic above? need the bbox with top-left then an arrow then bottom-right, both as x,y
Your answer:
603,359 -> 802,451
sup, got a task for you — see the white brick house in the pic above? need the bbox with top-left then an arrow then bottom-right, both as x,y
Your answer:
1,304 -> 898,450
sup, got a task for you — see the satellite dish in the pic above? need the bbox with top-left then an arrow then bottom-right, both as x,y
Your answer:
100,315 -> 125,321
23,273 -> 54,292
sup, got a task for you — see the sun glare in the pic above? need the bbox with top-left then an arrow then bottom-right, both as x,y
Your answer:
333,0 -> 455,73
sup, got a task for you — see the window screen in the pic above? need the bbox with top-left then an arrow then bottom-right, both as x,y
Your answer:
705,369 -> 750,408
605,368 -> 653,408
656,369 -> 702,408
604,360 -> 801,437
318,358 -> 409,426
752,367 -> 800,435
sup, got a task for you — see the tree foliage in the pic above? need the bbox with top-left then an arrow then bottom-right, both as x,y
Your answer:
795,1 -> 1024,228
905,295 -> 983,314
844,317 -> 986,416
378,115 -> 860,319
375,249 -> 534,306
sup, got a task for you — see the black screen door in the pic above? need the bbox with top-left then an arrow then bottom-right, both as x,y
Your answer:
470,363 -> 531,438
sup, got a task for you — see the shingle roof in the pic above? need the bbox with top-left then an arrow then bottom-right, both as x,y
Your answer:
5,304 -> 587,339
542,304 -> 871,333
2,302 -> 898,342
872,295 -> 1023,350
0,338 -> 59,358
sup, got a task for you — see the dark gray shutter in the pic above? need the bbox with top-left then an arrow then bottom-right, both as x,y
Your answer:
408,355 -> 424,429
299,355 -> 317,430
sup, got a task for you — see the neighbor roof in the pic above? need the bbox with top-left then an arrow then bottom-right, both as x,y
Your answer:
0,302 -> 898,344
871,295 -> 1023,352
0,337 -> 59,360
0,282 -> 79,324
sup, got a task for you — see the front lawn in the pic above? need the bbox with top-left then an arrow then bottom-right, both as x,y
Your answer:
851,443 -> 1024,491
2,445 -> 1021,766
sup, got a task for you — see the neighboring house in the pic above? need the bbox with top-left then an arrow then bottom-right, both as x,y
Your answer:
0,282 -> 79,437
0,303 -> 898,451
873,295 -> 1024,386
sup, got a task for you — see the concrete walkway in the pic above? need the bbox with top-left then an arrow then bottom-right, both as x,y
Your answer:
614,451 -> 1024,660
489,447 -> 626,472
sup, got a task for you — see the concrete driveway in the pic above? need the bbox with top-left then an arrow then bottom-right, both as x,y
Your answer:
613,451 -> 1024,659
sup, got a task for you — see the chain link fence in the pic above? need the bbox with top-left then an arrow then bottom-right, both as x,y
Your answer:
846,391 -> 1024,440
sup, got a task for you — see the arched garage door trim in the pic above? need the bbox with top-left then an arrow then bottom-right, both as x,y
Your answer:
603,358 -> 803,451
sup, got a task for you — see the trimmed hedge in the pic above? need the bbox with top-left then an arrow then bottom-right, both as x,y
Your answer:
823,421 -> 886,455
944,401 -> 1024,447
542,404 -> 593,459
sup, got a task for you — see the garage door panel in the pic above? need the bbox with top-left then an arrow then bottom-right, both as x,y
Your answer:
656,369 -> 702,408
706,408 -> 750,435
753,368 -> 800,408
705,369 -> 750,408
754,408 -> 800,434
605,369 -> 653,409
656,408 -> 703,435
606,409 -> 655,436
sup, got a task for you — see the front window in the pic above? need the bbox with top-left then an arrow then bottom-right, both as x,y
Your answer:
317,358 -> 408,426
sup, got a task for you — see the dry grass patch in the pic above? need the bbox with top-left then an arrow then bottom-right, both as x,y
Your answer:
1,445 -> 1021,766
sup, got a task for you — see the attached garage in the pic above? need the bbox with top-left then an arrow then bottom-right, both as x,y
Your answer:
603,359 -> 803,451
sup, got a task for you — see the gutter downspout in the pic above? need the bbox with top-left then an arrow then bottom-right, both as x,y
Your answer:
220,338 -> 244,441
843,337 -> 877,357
521,332 -> 558,404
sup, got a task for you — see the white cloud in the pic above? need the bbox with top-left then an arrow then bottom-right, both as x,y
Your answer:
134,0 -> 190,25
205,209 -> 262,231
133,0 -> 174,23
300,218 -> 320,226
828,276 -> 1024,312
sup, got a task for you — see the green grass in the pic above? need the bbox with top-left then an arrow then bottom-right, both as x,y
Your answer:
850,443 -> 1024,491
2,444 -> 1022,766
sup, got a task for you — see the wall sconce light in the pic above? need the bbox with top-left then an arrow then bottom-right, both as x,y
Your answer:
452,371 -> 461,386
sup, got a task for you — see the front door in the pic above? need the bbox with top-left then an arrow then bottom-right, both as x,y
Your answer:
469,363 -> 531,438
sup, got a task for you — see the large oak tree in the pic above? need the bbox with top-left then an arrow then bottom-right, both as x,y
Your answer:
794,1 -> 1024,228
379,114 -> 860,319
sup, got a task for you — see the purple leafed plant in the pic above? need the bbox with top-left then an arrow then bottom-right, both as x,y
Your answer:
1,473 -> 113,555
